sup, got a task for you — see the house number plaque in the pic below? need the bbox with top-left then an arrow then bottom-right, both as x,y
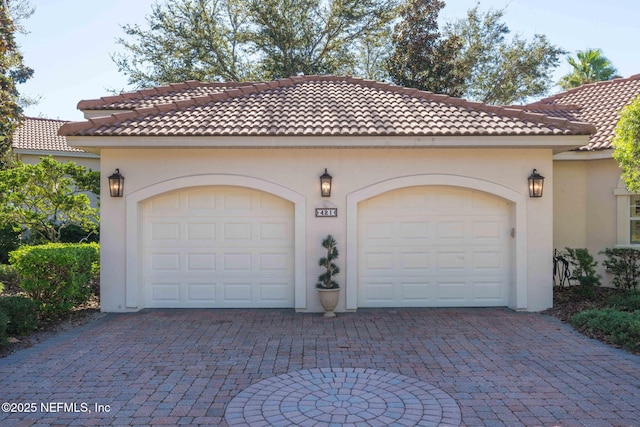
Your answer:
315,208 -> 337,217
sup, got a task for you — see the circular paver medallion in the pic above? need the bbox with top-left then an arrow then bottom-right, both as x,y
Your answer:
225,368 -> 461,426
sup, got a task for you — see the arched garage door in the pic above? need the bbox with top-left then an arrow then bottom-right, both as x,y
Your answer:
142,186 -> 294,308
358,186 -> 511,307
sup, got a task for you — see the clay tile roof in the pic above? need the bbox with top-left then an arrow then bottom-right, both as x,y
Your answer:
61,75 -> 596,138
77,81 -> 256,110
518,74 -> 640,151
13,117 -> 86,153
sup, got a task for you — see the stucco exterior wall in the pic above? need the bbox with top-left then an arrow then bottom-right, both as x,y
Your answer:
98,146 -> 554,313
17,152 -> 100,171
554,156 -> 623,284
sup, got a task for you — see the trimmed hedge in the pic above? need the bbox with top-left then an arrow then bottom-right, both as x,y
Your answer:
9,243 -> 99,320
0,264 -> 20,289
0,310 -> 8,347
0,296 -> 39,336
607,291 -> 640,312
570,308 -> 640,353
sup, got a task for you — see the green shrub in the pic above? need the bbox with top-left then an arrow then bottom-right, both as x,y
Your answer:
9,243 -> 99,320
570,308 -> 640,353
0,296 -> 39,335
0,223 -> 20,265
563,248 -> 601,297
608,291 -> 640,311
0,310 -> 8,348
601,247 -> 640,290
0,264 -> 20,289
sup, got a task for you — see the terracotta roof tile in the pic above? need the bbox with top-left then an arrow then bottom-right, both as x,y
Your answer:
77,81 -> 255,110
518,74 -> 640,151
62,75 -> 595,138
13,117 -> 85,153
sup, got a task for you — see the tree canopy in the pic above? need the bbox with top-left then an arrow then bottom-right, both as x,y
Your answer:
113,0 -> 566,105
444,5 -> 564,104
558,49 -> 619,90
112,0 -> 398,87
0,157 -> 100,243
0,0 -> 34,168
612,95 -> 640,193
386,0 -> 465,97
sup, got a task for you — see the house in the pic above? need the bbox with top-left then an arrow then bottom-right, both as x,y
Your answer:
520,74 -> 640,280
59,75 -> 596,313
12,117 -> 100,171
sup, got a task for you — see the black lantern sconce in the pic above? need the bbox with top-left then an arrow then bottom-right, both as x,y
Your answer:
528,169 -> 544,198
320,168 -> 332,197
108,169 -> 125,197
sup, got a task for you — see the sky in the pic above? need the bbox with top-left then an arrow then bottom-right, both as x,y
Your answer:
15,0 -> 640,121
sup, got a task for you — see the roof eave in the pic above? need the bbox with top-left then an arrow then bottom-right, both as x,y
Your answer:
65,134 -> 590,154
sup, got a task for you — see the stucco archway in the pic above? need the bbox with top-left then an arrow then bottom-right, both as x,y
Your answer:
124,174 -> 306,309
345,174 -> 527,310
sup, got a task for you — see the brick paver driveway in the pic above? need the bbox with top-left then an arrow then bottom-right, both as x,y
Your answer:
1,308 -> 639,426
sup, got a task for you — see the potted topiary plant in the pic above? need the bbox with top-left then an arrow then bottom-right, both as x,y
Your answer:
316,234 -> 340,317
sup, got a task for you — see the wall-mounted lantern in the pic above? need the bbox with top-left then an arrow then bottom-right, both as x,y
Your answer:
108,169 -> 125,197
320,168 -> 332,197
528,169 -> 544,198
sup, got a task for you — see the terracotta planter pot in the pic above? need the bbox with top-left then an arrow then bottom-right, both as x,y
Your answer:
317,288 -> 340,317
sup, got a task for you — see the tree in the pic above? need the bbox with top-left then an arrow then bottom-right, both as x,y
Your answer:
0,0 -> 34,168
445,5 -> 565,104
0,157 -> 100,243
386,0 -> 465,96
558,49 -> 619,90
612,95 -> 640,193
112,0 -> 397,87
249,0 -> 396,80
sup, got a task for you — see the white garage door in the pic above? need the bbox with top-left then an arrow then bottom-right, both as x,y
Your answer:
358,186 -> 511,307
142,186 -> 294,308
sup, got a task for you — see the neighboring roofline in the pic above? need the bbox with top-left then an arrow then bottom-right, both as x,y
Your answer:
12,148 -> 100,158
536,74 -> 640,104
61,75 -> 597,138
65,134 -> 589,154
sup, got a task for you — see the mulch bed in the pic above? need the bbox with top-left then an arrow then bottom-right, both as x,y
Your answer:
543,286 -> 640,355
1,287 -> 635,358
541,286 -> 624,322
0,289 -> 102,358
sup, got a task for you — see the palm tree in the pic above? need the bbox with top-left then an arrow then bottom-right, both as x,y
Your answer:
559,49 -> 619,89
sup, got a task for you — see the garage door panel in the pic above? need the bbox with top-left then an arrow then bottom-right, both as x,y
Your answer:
472,250 -> 504,270
186,191 -> 216,210
223,281 -> 253,302
186,282 -> 217,302
400,222 -> 429,239
148,280 -> 181,303
259,252 -> 291,272
143,186 -> 294,308
359,186 -> 510,307
186,253 -> 216,271
150,222 -> 180,241
223,253 -> 253,271
472,221 -> 503,239
361,250 -> 394,270
187,222 -> 216,240
150,252 -> 180,271
260,222 -> 289,240
398,251 -> 431,271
